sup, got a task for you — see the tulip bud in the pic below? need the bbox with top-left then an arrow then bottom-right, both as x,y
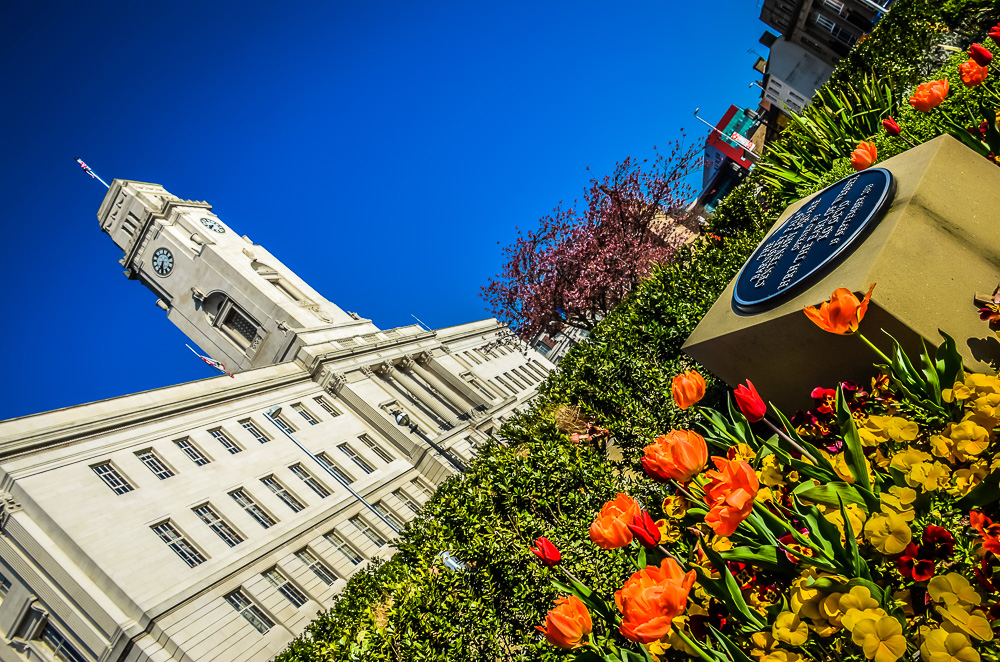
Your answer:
671,370 -> 706,410
627,511 -> 661,548
882,117 -> 901,136
850,141 -> 878,171
530,536 -> 561,567
970,43 -> 993,66
990,24 -> 1000,48
733,380 -> 767,423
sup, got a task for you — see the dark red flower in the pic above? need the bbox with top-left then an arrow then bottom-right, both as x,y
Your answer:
734,380 -> 767,422
811,387 -> 837,415
530,536 -> 561,567
922,526 -> 956,558
971,43 -> 994,66
882,117 -> 901,136
627,511 -> 661,549
896,543 -> 935,581
990,23 -> 1000,48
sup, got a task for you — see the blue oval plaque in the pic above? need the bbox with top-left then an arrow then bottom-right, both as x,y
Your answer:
733,168 -> 895,313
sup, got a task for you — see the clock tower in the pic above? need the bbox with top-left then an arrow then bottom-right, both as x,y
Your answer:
97,179 -> 380,373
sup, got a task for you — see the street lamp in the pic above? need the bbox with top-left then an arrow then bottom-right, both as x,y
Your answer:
263,406 -> 400,533
391,409 -> 467,473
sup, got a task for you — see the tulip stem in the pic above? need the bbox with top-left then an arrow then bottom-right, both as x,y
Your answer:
753,502 -> 837,565
559,566 -> 586,590
674,628 -> 717,662
761,418 -> 820,464
658,544 -> 685,567
856,332 -> 891,365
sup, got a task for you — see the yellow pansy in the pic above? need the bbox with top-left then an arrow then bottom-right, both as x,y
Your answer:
709,535 -> 733,552
950,465 -> 988,498
729,443 -> 756,463
907,461 -> 952,492
839,586 -> 880,613
880,486 -> 917,522
749,632 -> 779,660
877,415 -> 919,442
663,495 -> 688,519
759,455 -> 786,488
864,511 -> 912,555
943,380 -> 973,403
756,486 -> 775,503
928,574 -> 982,607
920,628 -> 980,662
937,605 -> 995,641
823,503 -> 866,544
842,607 -> 889,632
773,611 -> 809,646
965,373 -> 1000,395
656,518 -> 683,543
761,651 -> 803,662
819,592 -> 845,626
947,420 -> 990,459
890,446 -> 933,472
970,392 -> 1000,418
850,616 -> 907,662
930,434 -> 959,463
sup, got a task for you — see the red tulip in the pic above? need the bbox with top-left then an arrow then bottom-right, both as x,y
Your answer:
628,511 -> 662,549
970,43 -> 993,66
733,380 -> 766,422
990,23 -> 1000,48
530,536 -> 561,567
882,117 -> 901,136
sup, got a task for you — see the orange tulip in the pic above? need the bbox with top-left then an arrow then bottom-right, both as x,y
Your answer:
672,370 -> 706,409
960,59 -> 989,87
589,493 -> 640,549
909,79 -> 949,112
615,558 -> 696,643
537,595 -> 592,648
802,283 -> 876,335
641,430 -> 708,483
703,457 -> 759,536
850,141 -> 878,171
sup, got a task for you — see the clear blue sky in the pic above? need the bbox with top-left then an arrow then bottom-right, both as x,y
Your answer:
0,0 -> 767,420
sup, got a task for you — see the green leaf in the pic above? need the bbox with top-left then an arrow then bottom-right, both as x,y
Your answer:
795,481 -> 875,514
836,386 -> 870,491
697,544 -> 766,631
637,545 -> 647,569
770,405 -> 837,476
708,625 -> 757,662
720,545 -> 783,572
838,495 -> 869,580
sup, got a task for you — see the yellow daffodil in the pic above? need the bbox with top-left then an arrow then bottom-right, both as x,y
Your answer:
851,616 -> 907,662
921,628 -> 980,662
928,574 -> 982,607
880,486 -> 917,522
773,611 -> 809,646
937,605 -> 995,641
890,447 -> 933,472
864,511 -> 912,555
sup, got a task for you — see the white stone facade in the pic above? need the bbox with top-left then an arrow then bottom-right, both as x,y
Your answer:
0,181 -> 553,662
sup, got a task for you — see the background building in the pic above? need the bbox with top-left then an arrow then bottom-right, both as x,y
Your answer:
0,180 -> 551,662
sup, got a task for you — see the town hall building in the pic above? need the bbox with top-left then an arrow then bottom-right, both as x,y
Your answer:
0,180 -> 552,662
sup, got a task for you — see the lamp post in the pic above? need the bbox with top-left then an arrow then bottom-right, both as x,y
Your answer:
393,410 -> 467,473
264,406 -> 400,533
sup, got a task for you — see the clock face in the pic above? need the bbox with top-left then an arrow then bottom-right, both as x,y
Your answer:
151,247 -> 174,276
200,217 -> 225,233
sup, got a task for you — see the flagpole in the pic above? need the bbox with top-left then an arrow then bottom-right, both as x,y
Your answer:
74,158 -> 110,189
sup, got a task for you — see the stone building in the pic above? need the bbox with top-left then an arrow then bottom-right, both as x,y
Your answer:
0,180 -> 552,661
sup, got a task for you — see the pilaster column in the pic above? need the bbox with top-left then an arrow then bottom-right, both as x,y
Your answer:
409,355 -> 480,414
392,360 -> 461,427
325,372 -> 420,458
421,353 -> 493,408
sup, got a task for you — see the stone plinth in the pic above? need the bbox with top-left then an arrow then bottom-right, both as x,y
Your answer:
683,135 -> 1000,415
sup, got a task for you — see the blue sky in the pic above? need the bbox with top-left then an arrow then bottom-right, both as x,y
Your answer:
0,0 -> 767,420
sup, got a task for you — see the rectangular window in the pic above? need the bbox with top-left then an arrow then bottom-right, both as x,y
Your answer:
92,463 -> 134,495
295,548 -> 338,585
261,475 -> 305,512
359,434 -> 393,463
411,478 -> 434,499
292,403 -> 319,425
230,490 -> 277,528
226,589 -> 273,634
314,396 -> 340,416
394,489 -> 421,514
240,419 -> 270,443
325,530 -> 364,565
374,501 -> 405,530
194,504 -> 244,547
136,449 -> 174,480
222,308 -> 258,348
350,515 -> 387,547
211,427 -> 242,454
39,624 -> 87,662
339,444 -> 374,474
175,438 -> 210,466
263,567 -> 308,607
290,464 -> 330,498
271,413 -> 296,435
465,351 -> 482,365
316,453 -> 354,485
152,521 -> 206,567
0,572 -> 10,601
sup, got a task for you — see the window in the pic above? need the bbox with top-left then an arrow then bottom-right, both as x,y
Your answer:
221,307 -> 258,349
271,413 -> 296,435
339,444 -> 374,474
230,490 -> 276,528
39,623 -> 87,662
151,521 -> 206,567
314,396 -> 339,416
291,403 -> 319,425
136,449 -> 174,480
464,351 -> 482,365
263,567 -> 308,607
240,419 -> 270,443
261,475 -> 305,512
175,438 -> 210,466
814,12 -> 857,46
374,501 -> 405,530
411,478 -> 434,499
226,589 -> 273,634
350,515 -> 387,547
295,548 -> 338,585
211,428 -> 242,454
358,434 -> 393,463
394,489 -> 422,514
325,530 -> 364,565
0,572 -> 10,601
316,453 -> 354,485
194,504 -> 244,547
92,463 -> 134,495
290,464 -> 330,498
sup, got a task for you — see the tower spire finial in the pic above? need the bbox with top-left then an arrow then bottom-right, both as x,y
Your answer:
74,158 -> 109,189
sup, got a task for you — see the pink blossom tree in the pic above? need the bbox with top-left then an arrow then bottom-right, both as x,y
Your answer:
482,143 -> 702,341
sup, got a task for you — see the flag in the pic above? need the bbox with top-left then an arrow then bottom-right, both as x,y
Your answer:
75,158 -> 96,178
186,344 -> 235,378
